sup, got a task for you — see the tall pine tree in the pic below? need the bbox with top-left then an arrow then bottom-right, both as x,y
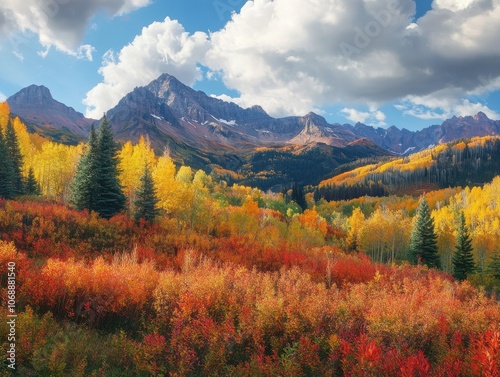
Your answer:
409,197 -> 441,269
0,129 -> 15,199
70,125 -> 99,211
70,117 -> 125,218
93,116 -> 126,219
488,250 -> 500,280
24,167 -> 41,196
134,163 -> 159,223
4,120 -> 24,196
291,182 -> 307,211
452,212 -> 475,280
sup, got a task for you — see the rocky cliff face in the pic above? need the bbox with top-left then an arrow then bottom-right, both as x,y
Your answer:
7,85 -> 94,135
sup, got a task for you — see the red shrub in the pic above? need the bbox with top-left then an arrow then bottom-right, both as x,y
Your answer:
471,328 -> 500,377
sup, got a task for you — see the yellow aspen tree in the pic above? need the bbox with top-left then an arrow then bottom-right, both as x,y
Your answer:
11,117 -> 40,176
0,102 -> 9,128
33,142 -> 84,200
362,208 -> 390,263
189,170 -> 211,230
174,166 -> 195,226
433,206 -> 457,273
152,152 -> 179,216
346,207 -> 365,252
118,136 -> 156,213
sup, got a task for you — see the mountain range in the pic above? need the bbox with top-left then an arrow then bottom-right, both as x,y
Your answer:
5,73 -> 500,189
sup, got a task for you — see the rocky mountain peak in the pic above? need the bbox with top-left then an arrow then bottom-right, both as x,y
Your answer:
302,112 -> 329,125
474,111 -> 490,121
250,105 -> 267,114
147,73 -> 189,100
8,85 -> 53,106
7,85 -> 94,136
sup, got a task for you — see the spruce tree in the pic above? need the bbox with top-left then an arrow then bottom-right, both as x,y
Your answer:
93,116 -> 125,219
409,197 -> 441,269
452,212 -> 475,280
489,250 -> 500,280
4,120 -> 24,196
24,167 -> 41,196
0,130 -> 15,199
134,163 -> 159,223
291,182 -> 307,211
70,125 -> 99,211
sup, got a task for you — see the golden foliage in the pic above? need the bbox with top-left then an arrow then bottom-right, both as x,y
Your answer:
118,136 -> 157,212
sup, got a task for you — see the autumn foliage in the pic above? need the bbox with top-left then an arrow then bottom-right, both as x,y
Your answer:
0,103 -> 499,375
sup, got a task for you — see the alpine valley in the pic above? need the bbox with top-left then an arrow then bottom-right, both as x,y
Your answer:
7,73 -> 500,190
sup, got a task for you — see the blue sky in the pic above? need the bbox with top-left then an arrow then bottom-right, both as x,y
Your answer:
1,0 -> 499,131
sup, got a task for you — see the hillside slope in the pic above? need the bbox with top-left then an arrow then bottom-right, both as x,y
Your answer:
317,136 -> 500,200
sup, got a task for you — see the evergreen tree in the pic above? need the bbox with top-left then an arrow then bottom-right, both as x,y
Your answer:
134,163 -> 159,223
70,125 -> 99,211
409,197 -> 441,269
291,182 -> 307,211
488,250 -> 500,280
24,167 -> 41,196
281,187 -> 290,204
93,116 -> 126,219
452,212 -> 476,280
71,118 -> 125,218
4,120 -> 24,195
0,130 -> 15,199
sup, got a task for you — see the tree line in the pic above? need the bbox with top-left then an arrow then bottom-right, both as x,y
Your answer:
314,181 -> 388,202
318,137 -> 500,199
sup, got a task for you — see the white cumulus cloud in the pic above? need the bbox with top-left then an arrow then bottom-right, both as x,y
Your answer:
432,0 -> 477,12
397,96 -> 500,121
84,17 -> 210,118
0,92 -> 6,102
341,108 -> 371,124
70,45 -> 96,61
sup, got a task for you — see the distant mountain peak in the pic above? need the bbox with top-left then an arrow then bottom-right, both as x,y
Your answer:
250,105 -> 267,114
303,111 -> 326,120
10,85 -> 54,105
150,73 -> 185,91
474,111 -> 489,121
157,72 -> 175,81
26,84 -> 51,92
7,85 -> 94,136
